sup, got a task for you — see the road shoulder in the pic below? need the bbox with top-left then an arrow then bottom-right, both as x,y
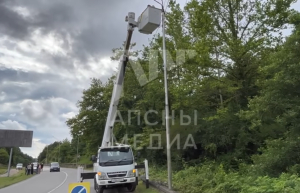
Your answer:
0,170 -> 35,189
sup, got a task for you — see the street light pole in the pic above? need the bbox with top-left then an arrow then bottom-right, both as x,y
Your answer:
154,0 -> 172,189
162,9 -> 172,190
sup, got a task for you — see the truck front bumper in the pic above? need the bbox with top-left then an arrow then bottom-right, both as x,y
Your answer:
98,177 -> 136,185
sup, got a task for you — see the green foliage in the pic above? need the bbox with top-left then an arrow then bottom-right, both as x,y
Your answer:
0,148 -> 9,164
37,138 -> 87,164
151,164 -> 300,193
0,148 -> 34,165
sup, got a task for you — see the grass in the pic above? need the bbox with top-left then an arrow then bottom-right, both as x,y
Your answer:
0,167 -> 7,175
0,164 -> 7,175
136,182 -> 160,193
0,171 -> 33,189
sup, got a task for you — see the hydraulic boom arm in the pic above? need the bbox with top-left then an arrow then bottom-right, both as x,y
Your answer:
101,12 -> 137,147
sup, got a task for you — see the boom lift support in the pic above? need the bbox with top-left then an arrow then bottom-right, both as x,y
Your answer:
101,12 -> 135,148
78,6 -> 161,193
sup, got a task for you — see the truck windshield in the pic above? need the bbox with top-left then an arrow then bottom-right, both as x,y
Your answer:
99,147 -> 133,166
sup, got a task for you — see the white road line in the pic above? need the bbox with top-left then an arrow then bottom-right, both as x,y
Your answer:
78,187 -> 86,193
47,171 -> 68,193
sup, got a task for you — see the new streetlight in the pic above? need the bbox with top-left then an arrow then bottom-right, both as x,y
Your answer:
154,0 -> 172,189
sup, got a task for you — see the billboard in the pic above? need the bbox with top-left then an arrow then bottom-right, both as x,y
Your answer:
0,129 -> 33,147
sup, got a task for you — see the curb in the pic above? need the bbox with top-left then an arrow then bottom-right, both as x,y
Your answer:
140,176 -> 178,193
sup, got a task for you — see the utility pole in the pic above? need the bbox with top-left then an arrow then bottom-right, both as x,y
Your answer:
155,0 -> 172,189
58,142 -> 60,162
7,148 -> 13,177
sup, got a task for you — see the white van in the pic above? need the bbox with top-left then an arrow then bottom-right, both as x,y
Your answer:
16,163 -> 23,170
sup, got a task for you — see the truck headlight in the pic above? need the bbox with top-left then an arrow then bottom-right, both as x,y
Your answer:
97,172 -> 108,180
128,169 -> 136,177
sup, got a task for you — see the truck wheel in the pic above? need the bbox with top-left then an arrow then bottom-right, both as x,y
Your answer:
94,178 -> 97,190
93,178 -> 97,190
127,182 -> 136,192
96,184 -> 104,193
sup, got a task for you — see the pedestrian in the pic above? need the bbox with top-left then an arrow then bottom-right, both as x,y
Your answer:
27,164 -> 31,175
41,163 -> 44,172
36,163 -> 39,174
31,163 -> 33,174
24,163 -> 27,175
38,164 -> 41,174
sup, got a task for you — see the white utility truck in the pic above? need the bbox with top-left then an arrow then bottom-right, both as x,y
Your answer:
78,6 -> 161,193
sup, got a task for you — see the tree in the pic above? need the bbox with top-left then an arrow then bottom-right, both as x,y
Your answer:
0,148 -> 9,165
239,12 -> 300,176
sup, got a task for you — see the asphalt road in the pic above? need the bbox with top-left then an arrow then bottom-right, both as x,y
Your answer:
0,166 -> 129,193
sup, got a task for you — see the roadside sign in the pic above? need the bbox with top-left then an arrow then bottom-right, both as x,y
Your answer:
68,182 -> 90,193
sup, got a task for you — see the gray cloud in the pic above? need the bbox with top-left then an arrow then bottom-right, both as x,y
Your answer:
0,67 -> 82,102
0,0 -> 155,65
0,67 -> 58,82
0,0 -> 184,157
0,0 -> 33,39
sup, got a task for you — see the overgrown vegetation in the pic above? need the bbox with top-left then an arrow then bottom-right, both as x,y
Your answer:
39,0 -> 300,192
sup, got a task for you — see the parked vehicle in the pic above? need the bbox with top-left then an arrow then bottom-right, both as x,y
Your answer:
32,162 -> 38,173
16,163 -> 23,170
50,162 -> 60,172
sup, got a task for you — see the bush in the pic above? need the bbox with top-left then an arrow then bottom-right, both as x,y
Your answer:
149,163 -> 300,193
0,149 -> 9,165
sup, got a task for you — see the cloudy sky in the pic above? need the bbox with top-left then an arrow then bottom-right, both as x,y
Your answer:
0,0 -> 187,158
0,0 -> 300,158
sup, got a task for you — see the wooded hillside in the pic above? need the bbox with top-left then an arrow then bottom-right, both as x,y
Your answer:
0,147 -> 33,166
42,0 -> 300,192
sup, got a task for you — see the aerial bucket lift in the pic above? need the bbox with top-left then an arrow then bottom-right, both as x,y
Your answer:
78,6 -> 161,193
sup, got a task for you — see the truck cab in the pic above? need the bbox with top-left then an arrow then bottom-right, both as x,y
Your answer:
91,144 -> 137,193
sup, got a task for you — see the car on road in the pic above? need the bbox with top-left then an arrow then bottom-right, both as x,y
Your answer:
50,162 -> 60,172
32,162 -> 38,173
16,163 -> 23,170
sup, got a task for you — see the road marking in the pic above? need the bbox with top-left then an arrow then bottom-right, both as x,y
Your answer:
47,171 -> 68,193
78,187 -> 86,193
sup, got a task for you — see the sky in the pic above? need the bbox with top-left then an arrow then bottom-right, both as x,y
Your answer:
0,0 -> 186,158
0,0 -> 300,158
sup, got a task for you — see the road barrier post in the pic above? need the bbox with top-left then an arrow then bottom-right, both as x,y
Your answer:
144,159 -> 149,189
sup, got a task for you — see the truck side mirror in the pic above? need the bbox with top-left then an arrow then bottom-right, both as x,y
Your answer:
137,151 -> 141,158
